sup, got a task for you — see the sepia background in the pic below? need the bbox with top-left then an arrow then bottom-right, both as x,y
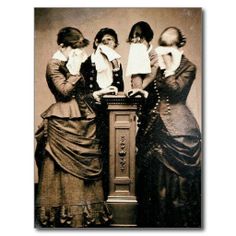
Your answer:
34,8 -> 202,181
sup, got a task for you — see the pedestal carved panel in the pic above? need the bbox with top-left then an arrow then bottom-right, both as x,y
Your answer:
103,93 -> 141,227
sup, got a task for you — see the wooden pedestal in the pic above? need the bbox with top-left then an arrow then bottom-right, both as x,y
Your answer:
103,93 -> 141,227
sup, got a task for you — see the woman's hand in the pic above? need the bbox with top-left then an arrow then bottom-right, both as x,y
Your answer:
111,59 -> 119,70
98,44 -> 121,62
156,46 -> 183,77
131,36 -> 142,43
93,86 -> 118,102
125,88 -> 148,98
66,49 -> 87,75
105,86 -> 118,95
162,54 -> 173,71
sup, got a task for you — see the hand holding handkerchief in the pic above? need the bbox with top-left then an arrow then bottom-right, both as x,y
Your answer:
126,43 -> 151,76
66,48 -> 88,75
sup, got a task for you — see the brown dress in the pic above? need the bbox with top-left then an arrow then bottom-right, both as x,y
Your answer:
35,58 -> 112,228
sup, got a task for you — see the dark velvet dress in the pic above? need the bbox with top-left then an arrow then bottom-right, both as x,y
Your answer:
35,58 -> 112,228
136,55 -> 202,227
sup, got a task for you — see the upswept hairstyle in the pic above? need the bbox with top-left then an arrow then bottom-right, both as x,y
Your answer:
57,27 -> 89,49
93,28 -> 119,49
127,21 -> 154,43
158,26 -> 187,48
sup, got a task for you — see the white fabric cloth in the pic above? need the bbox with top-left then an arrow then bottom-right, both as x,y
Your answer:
155,46 -> 183,73
52,50 -> 67,61
125,43 -> 151,76
52,49 -> 88,75
98,44 -> 121,61
91,45 -> 121,89
66,48 -> 88,75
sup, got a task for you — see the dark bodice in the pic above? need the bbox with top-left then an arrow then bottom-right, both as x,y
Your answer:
42,58 -> 96,119
143,55 -> 201,137
46,59 -> 84,102
80,56 -> 124,93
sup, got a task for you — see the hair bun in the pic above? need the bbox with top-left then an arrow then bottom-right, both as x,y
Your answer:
175,27 -> 186,47
178,33 -> 186,47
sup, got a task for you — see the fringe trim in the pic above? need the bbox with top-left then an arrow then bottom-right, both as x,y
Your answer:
36,202 -> 112,228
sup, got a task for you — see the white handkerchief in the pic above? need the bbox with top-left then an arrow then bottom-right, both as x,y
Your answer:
99,44 -> 121,62
155,46 -> 183,71
156,54 -> 166,70
93,47 -> 107,73
66,49 -> 88,75
91,48 -> 113,88
126,43 -> 151,76
52,50 -> 67,61
97,58 -> 113,88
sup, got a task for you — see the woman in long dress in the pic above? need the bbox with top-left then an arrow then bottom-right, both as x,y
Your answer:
35,27 -> 114,228
80,28 -> 124,198
128,26 -> 202,227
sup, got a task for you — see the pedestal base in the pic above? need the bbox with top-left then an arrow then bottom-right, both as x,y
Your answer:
107,198 -> 137,227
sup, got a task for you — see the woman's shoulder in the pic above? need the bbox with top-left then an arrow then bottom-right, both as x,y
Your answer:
80,56 -> 94,74
47,58 -> 64,67
46,59 -> 67,75
181,55 -> 196,70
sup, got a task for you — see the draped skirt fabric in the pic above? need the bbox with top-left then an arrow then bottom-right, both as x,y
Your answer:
35,117 -> 112,228
136,115 -> 201,227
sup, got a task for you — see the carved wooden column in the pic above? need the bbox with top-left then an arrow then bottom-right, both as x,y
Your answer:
102,93 -> 141,227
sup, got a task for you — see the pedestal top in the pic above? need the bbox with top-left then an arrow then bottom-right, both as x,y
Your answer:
102,92 -> 143,105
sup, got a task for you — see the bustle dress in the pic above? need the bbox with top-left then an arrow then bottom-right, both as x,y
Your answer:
35,57 -> 112,228
136,55 -> 202,227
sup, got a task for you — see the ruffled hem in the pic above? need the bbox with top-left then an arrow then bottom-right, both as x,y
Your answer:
35,202 -> 112,228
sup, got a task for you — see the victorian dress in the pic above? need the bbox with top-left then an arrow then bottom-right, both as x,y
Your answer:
35,54 -> 112,227
136,55 -> 202,227
80,56 -> 124,199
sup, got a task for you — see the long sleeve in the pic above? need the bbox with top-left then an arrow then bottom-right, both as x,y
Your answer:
156,63 -> 196,97
42,59 -> 96,119
46,59 -> 82,99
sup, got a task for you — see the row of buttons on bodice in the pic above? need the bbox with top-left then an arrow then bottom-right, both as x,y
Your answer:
141,79 -> 172,136
87,64 -> 96,92
87,64 -> 121,91
153,79 -> 171,115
